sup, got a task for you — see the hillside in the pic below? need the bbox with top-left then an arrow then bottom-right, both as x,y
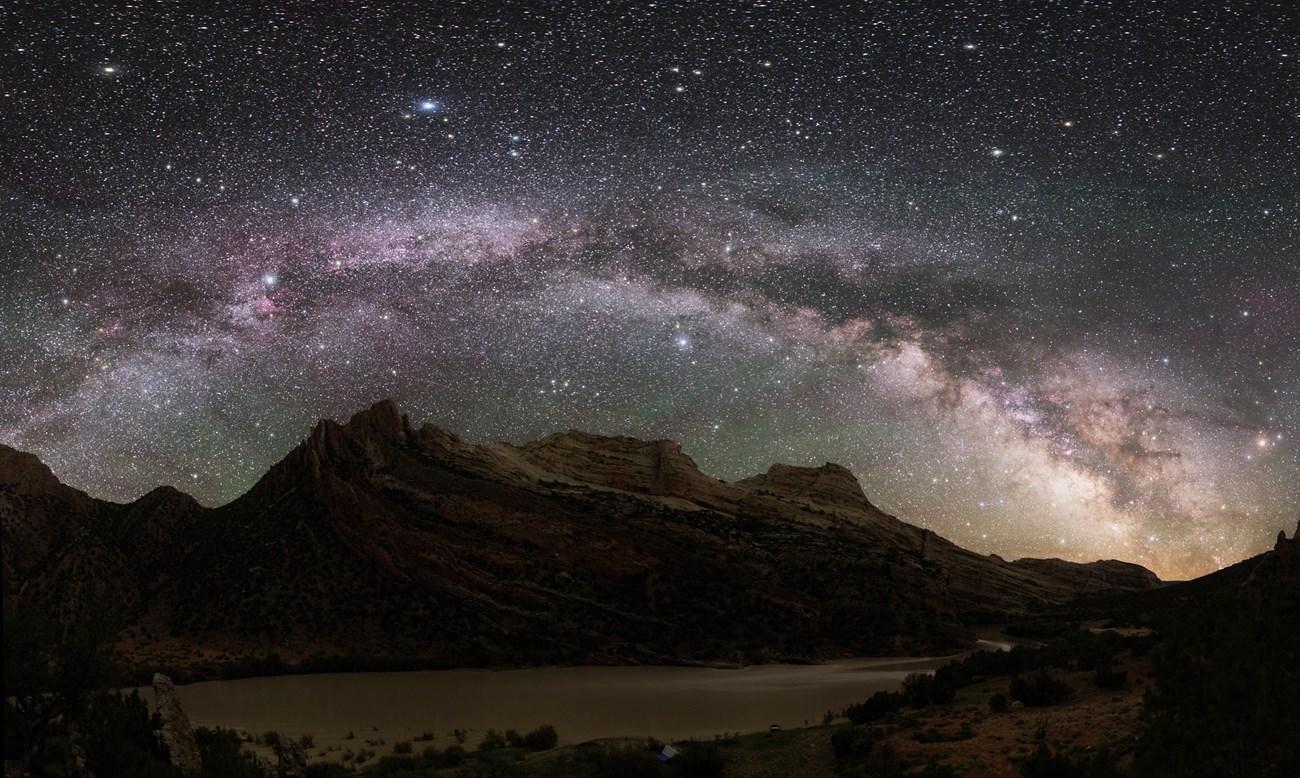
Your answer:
1,400 -> 1159,668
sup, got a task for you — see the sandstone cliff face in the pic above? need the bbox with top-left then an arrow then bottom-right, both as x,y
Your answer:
4,400 -> 1163,666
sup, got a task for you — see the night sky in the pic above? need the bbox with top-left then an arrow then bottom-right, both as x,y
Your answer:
2,1 -> 1296,580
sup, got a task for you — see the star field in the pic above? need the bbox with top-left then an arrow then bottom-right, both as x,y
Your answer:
2,1 -> 1297,580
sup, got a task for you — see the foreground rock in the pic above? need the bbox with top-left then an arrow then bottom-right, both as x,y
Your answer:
151,673 -> 201,773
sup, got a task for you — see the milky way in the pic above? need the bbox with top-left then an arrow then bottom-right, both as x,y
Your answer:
2,2 -> 1297,579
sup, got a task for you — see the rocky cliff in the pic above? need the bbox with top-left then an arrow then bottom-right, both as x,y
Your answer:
2,400 -> 1162,667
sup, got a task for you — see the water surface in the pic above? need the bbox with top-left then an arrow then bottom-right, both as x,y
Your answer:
158,647 -> 1000,750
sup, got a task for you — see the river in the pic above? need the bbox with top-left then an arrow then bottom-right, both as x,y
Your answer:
153,640 -> 1007,753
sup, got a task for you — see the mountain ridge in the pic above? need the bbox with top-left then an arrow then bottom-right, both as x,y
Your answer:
2,399 -> 1160,668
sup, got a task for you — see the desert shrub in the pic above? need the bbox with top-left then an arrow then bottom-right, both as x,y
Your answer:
520,724 -> 558,750
1004,620 -> 1078,639
913,723 -> 974,743
1020,742 -> 1080,778
478,729 -> 507,751
916,760 -> 962,778
196,727 -> 262,778
843,690 -> 906,724
1093,663 -> 1126,689
391,739 -> 412,754
675,741 -> 727,778
831,726 -> 880,760
1123,633 -> 1158,657
366,755 -> 421,776
990,692 -> 1009,712
305,764 -> 353,778
863,744 -> 908,778
81,690 -> 179,778
562,743 -> 661,777
1010,670 -> 1073,707
902,672 -> 934,707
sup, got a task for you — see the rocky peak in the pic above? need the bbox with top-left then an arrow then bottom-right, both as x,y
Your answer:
122,485 -> 204,547
343,399 -> 413,442
737,462 -> 878,514
132,484 -> 201,511
246,400 -> 416,499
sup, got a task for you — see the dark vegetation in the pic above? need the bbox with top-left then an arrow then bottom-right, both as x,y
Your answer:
830,533 -> 1300,778
1131,577 -> 1300,776
3,604 -> 266,777
829,627 -> 1117,774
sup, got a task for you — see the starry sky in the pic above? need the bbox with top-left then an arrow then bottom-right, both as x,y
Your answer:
2,1 -> 1297,580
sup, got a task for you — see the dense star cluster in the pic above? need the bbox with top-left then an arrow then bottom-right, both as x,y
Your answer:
2,2 -> 1296,580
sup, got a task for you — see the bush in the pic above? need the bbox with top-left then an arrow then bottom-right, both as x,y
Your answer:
831,726 -> 879,760
479,729 -> 507,751
367,755 -> 421,776
562,744 -> 661,777
441,744 -> 467,765
521,724 -> 558,750
80,690 -> 179,778
306,764 -> 354,778
1010,670 -> 1073,707
1093,664 -> 1126,689
902,672 -> 933,707
913,723 -> 974,743
990,692 -> 1009,712
916,760 -> 962,778
196,727 -> 262,778
1020,742 -> 1080,778
392,739 -> 412,754
675,741 -> 727,778
843,691 -> 906,724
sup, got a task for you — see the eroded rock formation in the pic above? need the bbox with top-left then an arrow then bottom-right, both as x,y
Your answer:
151,673 -> 201,773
